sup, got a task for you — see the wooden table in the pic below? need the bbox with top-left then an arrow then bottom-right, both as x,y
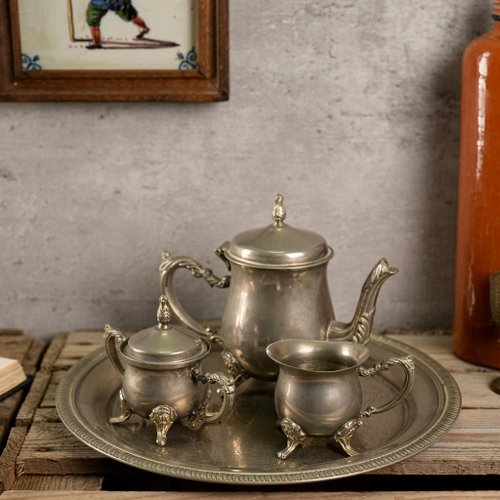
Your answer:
0,328 -> 499,499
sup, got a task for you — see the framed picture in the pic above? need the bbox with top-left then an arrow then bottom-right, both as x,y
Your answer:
0,0 -> 229,102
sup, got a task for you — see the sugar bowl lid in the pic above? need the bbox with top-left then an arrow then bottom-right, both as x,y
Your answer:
223,194 -> 334,269
122,296 -> 209,366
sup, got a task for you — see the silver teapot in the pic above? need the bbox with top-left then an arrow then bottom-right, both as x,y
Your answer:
160,194 -> 398,382
104,296 -> 235,447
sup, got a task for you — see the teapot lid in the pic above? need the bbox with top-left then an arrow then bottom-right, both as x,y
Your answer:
123,296 -> 208,365
224,194 -> 333,269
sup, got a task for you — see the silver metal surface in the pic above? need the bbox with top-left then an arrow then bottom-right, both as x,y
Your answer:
103,299 -> 235,446
224,194 -> 333,269
105,297 -> 208,366
159,195 -> 398,381
327,258 -> 399,344
267,340 -> 414,458
56,333 -> 461,484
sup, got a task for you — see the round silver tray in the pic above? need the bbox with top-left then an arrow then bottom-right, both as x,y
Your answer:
56,334 -> 461,485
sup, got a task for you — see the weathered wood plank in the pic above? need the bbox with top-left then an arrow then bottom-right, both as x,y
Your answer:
53,345 -> 102,370
0,393 -> 24,428
386,333 -> 454,353
452,372 -> 500,409
32,408 -> 60,424
21,339 -> 46,377
0,330 -> 25,337
41,333 -> 68,372
12,474 -> 104,491
3,492 -> 500,499
374,408 -> 500,475
13,409 -> 499,477
0,337 -> 32,363
0,427 -> 28,492
39,371 -> 67,409
16,422 -> 123,475
15,372 -> 51,427
66,331 -> 107,346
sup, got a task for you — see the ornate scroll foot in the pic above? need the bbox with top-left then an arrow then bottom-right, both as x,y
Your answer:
149,404 -> 178,447
108,389 -> 132,425
333,409 -> 373,456
221,350 -> 249,386
277,417 -> 307,459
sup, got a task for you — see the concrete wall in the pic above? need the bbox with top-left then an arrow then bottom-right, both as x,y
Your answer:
0,1 -> 493,340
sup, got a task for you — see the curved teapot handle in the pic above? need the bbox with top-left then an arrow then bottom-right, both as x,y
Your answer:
188,369 -> 236,427
159,249 -> 231,341
103,324 -> 127,376
334,355 -> 415,456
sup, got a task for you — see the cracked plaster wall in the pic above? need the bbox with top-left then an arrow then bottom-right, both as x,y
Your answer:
0,0 -> 493,339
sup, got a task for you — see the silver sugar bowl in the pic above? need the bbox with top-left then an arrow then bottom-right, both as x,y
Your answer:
104,296 -> 235,447
160,194 -> 398,382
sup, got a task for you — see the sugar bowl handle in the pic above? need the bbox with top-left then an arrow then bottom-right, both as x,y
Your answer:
103,324 -> 127,376
189,369 -> 236,426
334,355 -> 415,456
159,250 -> 231,342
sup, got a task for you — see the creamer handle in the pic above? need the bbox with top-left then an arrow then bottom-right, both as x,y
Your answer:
334,355 -> 415,456
103,324 -> 127,376
159,250 -> 231,342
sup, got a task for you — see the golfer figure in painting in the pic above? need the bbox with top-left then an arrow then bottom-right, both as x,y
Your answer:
86,0 -> 150,49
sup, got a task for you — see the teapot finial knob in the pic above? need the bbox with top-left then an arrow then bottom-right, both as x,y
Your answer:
157,295 -> 171,329
272,193 -> 286,227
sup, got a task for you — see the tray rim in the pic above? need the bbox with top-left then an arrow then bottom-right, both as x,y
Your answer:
56,334 -> 462,484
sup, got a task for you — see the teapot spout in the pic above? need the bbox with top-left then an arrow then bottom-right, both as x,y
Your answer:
327,258 -> 398,345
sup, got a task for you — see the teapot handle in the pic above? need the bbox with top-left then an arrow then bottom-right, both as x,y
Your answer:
188,369 -> 236,426
334,355 -> 415,456
103,324 -> 127,376
159,248 -> 231,341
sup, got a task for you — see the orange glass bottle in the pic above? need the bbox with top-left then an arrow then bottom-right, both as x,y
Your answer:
453,1 -> 500,368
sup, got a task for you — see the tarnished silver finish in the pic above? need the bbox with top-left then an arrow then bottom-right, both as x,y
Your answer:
159,250 -> 230,339
149,405 -> 177,446
104,324 -> 127,376
266,340 -> 415,459
327,258 -> 399,344
490,272 -> 500,326
159,194 -> 398,381
221,350 -> 249,386
104,297 -> 235,446
224,194 -> 333,269
108,389 -> 131,424
188,369 -> 236,427
56,332 -> 461,485
221,263 -> 335,380
335,355 -> 415,456
272,193 -> 286,227
278,417 -> 307,459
